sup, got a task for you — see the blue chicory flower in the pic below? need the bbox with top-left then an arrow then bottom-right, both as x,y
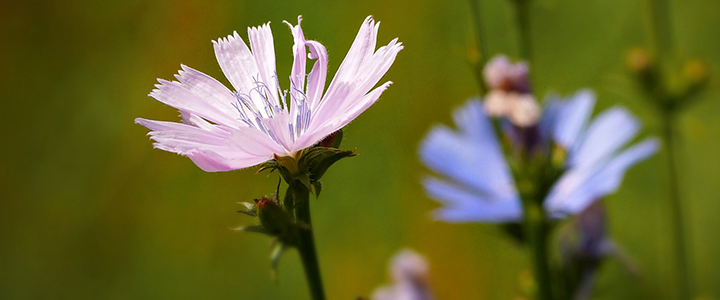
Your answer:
419,90 -> 659,223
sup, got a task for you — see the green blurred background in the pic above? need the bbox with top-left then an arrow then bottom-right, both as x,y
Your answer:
1,0 -> 719,299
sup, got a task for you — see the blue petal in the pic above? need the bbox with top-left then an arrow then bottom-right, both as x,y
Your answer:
554,89 -> 596,149
453,98 -> 501,147
424,177 -> 523,223
568,106 -> 640,169
545,138 -> 659,216
419,100 -> 516,200
539,95 -> 563,143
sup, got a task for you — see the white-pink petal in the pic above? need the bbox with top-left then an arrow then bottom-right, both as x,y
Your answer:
148,79 -> 239,128
213,32 -> 263,107
174,65 -> 238,118
285,17 -> 307,101
305,40 -> 328,110
247,23 -> 280,106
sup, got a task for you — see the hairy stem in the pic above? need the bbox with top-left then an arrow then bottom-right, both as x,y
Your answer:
292,183 -> 325,300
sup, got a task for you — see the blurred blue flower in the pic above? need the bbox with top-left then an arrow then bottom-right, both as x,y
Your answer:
419,90 -> 659,223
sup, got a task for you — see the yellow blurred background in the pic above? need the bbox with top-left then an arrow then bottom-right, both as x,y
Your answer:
1,0 -> 719,299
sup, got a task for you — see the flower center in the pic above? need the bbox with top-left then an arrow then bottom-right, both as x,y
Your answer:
231,74 -> 312,145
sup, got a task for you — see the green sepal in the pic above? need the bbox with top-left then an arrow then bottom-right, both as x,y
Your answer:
300,147 -> 356,182
237,202 -> 257,217
330,130 -> 344,149
256,160 -> 279,174
270,242 -> 287,283
258,147 -> 352,193
313,181 -> 323,198
315,129 -> 344,148
256,156 -> 295,184
283,184 -> 295,217
295,172 -> 314,193
232,225 -> 270,235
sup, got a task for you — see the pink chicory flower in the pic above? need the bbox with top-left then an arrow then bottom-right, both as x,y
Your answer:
136,16 -> 402,171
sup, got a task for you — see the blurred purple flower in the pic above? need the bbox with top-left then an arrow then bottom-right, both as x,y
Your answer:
557,201 -> 639,300
482,55 -> 540,127
483,55 -> 530,93
419,90 -> 659,222
136,16 -> 402,171
372,249 -> 433,300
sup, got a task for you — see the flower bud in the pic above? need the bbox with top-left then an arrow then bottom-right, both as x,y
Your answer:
390,249 -> 429,285
682,58 -> 709,87
508,94 -> 541,128
484,90 -> 514,117
372,249 -> 434,300
256,196 -> 295,236
626,47 -> 653,73
483,55 -> 531,93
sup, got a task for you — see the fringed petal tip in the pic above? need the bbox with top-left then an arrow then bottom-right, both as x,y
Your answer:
378,81 -> 393,90
248,21 -> 272,37
283,15 -> 303,28
174,64 -> 197,80
212,31 -> 242,46
134,118 -> 164,133
147,78 -> 176,97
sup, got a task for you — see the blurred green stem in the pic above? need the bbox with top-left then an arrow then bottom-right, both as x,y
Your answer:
513,0 -> 533,62
647,0 -> 674,71
662,109 -> 691,300
469,0 -> 489,93
645,0 -> 692,298
525,200 -> 553,300
510,1 -> 553,298
292,183 -> 326,300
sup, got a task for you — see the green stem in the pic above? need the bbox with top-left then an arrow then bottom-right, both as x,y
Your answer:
525,201 -> 553,300
644,0 -> 692,298
513,0 -> 533,63
468,0 -> 489,93
646,0 -> 674,71
662,110 -> 692,300
292,184 -> 326,300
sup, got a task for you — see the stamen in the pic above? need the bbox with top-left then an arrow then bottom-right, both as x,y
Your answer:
226,71 -> 314,147
250,75 -> 277,116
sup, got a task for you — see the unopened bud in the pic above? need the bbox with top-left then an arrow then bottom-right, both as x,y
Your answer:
518,269 -> 536,297
508,94 -> 541,128
626,47 -> 653,72
256,196 -> 294,235
682,58 -> 709,86
373,249 -> 433,300
484,90 -> 513,117
390,249 -> 429,285
483,55 -> 530,93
